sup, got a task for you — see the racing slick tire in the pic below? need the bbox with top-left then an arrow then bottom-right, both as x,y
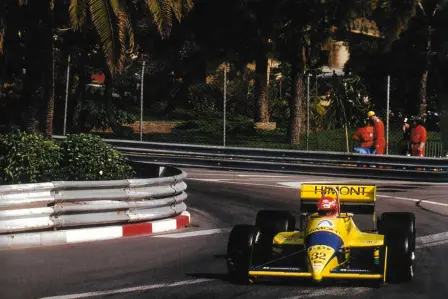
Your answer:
378,212 -> 416,283
227,224 -> 259,285
255,210 -> 295,234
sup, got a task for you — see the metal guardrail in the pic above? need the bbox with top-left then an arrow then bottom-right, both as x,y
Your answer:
53,136 -> 448,182
0,166 -> 187,234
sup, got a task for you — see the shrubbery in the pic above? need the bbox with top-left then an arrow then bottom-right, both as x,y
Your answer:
174,116 -> 257,135
0,132 -> 61,184
58,134 -> 134,181
0,132 -> 134,184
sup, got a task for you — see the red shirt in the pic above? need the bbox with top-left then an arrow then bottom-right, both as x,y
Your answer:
373,118 -> 385,145
352,126 -> 374,147
410,125 -> 427,144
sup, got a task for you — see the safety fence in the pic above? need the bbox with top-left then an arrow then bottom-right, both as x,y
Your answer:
53,136 -> 448,182
0,166 -> 187,234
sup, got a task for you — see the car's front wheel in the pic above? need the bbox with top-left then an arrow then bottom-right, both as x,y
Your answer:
227,224 -> 259,285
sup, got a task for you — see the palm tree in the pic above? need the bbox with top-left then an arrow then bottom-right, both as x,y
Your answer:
69,0 -> 193,77
67,0 -> 193,136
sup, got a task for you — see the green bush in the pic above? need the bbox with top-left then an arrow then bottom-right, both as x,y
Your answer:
58,134 -> 134,181
174,116 -> 256,135
0,132 -> 61,184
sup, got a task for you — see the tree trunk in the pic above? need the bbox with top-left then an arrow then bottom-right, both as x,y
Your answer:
24,22 -> 43,133
255,54 -> 270,122
288,61 -> 304,145
418,26 -> 432,118
104,71 -> 126,136
44,5 -> 54,138
71,54 -> 90,133
437,66 -> 448,156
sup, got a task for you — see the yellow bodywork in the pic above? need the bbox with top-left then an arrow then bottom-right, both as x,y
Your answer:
248,184 -> 386,282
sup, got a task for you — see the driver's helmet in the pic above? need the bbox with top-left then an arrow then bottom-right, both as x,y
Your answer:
317,197 -> 338,217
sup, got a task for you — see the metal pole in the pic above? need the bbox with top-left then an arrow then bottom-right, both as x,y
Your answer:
386,75 -> 390,155
223,64 -> 227,146
306,74 -> 310,150
140,61 -> 145,142
63,55 -> 70,136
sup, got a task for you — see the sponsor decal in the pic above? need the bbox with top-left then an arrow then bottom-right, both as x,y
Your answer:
317,220 -> 333,228
312,263 -> 324,270
314,186 -> 368,196
359,240 -> 376,244
308,226 -> 338,234
334,268 -> 372,273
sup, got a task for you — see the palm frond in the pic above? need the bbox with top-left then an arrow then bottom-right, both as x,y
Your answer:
89,0 -> 124,75
170,0 -> 193,23
69,0 -> 88,30
109,0 -> 121,16
0,30 -> 4,56
126,12 -> 135,53
147,0 -> 173,38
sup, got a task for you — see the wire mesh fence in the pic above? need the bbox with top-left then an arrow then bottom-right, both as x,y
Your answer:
53,59 -> 444,157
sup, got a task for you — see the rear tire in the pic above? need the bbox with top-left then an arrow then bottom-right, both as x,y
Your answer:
378,212 -> 416,283
227,225 -> 258,285
255,210 -> 295,233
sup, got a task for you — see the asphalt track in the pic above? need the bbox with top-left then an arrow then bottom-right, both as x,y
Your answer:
1,168 -> 448,299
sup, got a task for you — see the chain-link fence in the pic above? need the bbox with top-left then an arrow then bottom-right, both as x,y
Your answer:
55,59 -> 444,157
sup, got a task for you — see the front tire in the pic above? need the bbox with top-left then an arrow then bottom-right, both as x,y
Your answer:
227,225 -> 259,285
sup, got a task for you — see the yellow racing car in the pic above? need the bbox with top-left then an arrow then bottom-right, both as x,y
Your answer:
226,184 -> 416,286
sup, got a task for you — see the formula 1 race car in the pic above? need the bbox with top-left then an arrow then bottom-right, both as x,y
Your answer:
226,184 -> 416,286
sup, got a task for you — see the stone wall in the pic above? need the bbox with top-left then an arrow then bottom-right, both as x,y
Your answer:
92,121 -> 181,134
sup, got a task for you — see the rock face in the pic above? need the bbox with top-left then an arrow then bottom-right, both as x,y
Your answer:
327,41 -> 350,71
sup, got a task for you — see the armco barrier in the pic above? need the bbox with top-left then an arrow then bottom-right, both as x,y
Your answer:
53,136 -> 448,182
0,166 -> 187,234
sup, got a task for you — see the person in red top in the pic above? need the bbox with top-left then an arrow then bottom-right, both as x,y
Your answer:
367,111 -> 385,155
409,116 -> 427,157
352,118 -> 375,154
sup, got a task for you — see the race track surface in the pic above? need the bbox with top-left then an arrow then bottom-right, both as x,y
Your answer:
1,168 -> 448,299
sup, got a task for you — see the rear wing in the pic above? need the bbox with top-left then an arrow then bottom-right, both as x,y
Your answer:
300,184 -> 377,215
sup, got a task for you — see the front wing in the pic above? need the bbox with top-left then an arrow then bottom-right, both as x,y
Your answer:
247,246 -> 388,281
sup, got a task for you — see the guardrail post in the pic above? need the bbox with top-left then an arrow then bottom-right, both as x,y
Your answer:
307,74 -> 310,150
223,63 -> 227,147
63,55 -> 70,136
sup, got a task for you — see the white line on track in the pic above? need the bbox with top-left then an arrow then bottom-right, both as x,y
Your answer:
236,174 -> 299,177
377,194 -> 448,207
186,178 -> 296,189
38,278 -> 214,299
153,228 -> 231,238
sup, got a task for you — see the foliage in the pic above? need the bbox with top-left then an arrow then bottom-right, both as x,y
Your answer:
0,132 -> 61,184
0,132 -> 135,184
330,74 -> 373,128
58,133 -> 134,181
187,83 -> 220,118
69,0 -> 193,76
174,116 -> 257,136
77,87 -> 137,131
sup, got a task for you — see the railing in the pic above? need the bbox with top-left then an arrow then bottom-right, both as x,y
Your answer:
53,136 -> 448,182
0,166 -> 187,234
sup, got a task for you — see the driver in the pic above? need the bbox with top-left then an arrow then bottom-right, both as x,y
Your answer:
317,197 -> 339,217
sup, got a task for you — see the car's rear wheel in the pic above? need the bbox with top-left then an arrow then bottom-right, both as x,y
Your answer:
227,225 -> 258,285
378,212 -> 416,283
